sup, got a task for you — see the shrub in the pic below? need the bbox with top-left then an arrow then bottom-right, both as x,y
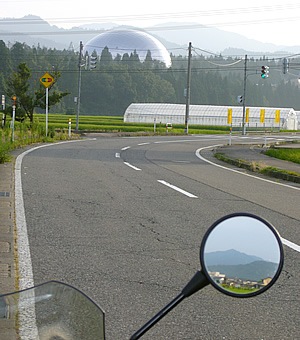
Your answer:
0,141 -> 12,163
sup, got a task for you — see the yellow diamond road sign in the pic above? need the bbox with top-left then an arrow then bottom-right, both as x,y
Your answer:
40,72 -> 54,88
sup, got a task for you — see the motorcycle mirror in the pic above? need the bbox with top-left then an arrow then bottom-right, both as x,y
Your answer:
131,213 -> 284,339
200,213 -> 284,298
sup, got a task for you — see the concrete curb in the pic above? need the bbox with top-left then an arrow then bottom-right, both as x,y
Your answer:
0,157 -> 15,294
213,145 -> 300,184
0,157 -> 17,339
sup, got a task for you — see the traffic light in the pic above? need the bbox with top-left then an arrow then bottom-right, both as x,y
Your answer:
283,58 -> 289,74
88,55 -> 97,70
261,66 -> 269,79
237,95 -> 243,104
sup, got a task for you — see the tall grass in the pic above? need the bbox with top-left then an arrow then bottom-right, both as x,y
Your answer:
0,120 -> 77,164
264,148 -> 300,164
0,131 -> 12,163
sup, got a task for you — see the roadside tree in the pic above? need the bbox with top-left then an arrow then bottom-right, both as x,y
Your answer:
5,63 -> 69,124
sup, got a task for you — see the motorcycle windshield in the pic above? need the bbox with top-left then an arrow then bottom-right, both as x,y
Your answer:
0,280 -> 105,340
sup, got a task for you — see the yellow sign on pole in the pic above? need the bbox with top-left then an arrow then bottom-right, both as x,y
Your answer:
245,108 -> 250,123
40,72 -> 54,88
39,72 -> 54,137
275,109 -> 280,123
227,108 -> 232,124
260,109 -> 265,123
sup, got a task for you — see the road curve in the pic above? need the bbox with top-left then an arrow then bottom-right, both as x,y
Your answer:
16,134 -> 300,340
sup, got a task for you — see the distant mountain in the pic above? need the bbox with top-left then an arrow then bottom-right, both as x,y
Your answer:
205,249 -> 278,281
0,15 -> 299,55
145,22 -> 300,55
205,249 -> 263,266
208,261 -> 278,282
0,15 -> 99,50
79,22 -> 118,31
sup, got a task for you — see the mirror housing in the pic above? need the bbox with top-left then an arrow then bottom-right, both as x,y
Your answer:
130,213 -> 284,339
200,213 -> 284,298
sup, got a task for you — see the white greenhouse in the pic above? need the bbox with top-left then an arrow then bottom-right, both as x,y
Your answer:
124,103 -> 299,130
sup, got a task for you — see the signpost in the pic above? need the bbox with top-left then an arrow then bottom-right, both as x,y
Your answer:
227,108 -> 232,145
39,72 -> 55,136
68,119 -> 72,137
2,95 -> 5,128
275,109 -> 281,131
11,95 -> 16,141
245,108 -> 250,124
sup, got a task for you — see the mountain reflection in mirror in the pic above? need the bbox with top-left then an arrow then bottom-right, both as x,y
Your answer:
203,216 -> 281,295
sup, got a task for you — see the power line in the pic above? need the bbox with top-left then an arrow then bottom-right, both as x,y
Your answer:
1,13 -> 299,37
192,47 -> 219,57
1,3 -> 299,25
0,2 -> 300,36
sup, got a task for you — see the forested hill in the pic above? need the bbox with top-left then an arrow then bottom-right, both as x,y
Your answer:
1,40 -> 299,116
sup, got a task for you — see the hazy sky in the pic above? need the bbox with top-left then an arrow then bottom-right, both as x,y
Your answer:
203,216 -> 282,263
1,0 -> 300,46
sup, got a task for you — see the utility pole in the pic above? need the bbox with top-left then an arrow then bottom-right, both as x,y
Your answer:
242,54 -> 247,136
76,41 -> 83,132
184,42 -> 192,134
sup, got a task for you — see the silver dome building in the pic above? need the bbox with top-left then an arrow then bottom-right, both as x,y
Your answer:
84,29 -> 171,67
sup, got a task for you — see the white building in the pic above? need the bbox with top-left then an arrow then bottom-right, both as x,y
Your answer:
295,111 -> 300,130
124,103 -> 299,130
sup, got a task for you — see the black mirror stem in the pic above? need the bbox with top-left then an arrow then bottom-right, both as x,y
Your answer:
130,270 -> 209,340
181,270 -> 210,298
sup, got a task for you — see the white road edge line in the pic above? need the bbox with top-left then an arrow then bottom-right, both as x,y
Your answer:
281,238 -> 300,252
15,140 -> 95,338
15,151 -> 35,290
196,144 -> 300,253
15,139 -> 95,291
124,162 -> 142,171
158,180 -> 198,198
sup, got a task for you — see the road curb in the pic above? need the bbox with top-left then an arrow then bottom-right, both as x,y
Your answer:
213,146 -> 300,184
0,157 -> 18,339
0,157 -> 15,294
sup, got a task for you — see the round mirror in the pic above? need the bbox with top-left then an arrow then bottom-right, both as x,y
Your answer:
200,213 -> 284,298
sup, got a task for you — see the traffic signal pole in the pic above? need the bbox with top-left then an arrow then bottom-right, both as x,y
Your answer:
76,41 -> 83,132
242,55 -> 247,136
184,42 -> 192,135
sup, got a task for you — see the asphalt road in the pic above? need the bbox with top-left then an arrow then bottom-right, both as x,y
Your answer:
18,134 -> 300,339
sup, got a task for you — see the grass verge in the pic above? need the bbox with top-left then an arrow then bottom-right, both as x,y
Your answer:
214,152 -> 300,184
264,148 -> 300,164
0,124 -> 80,164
